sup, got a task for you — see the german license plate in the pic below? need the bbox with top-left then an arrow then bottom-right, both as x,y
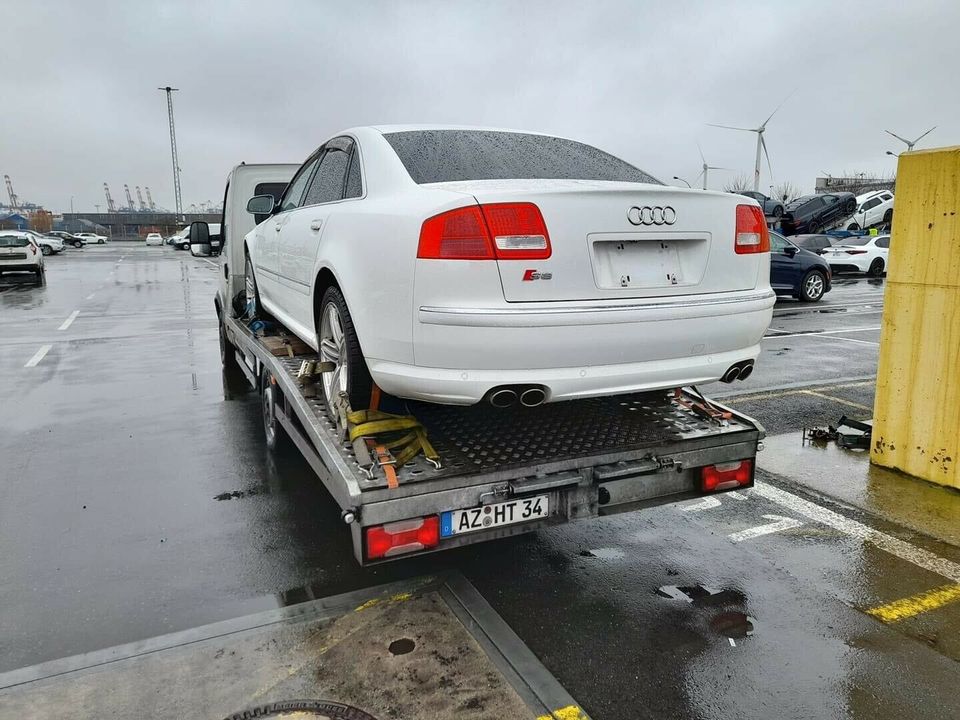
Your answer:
441,495 -> 549,537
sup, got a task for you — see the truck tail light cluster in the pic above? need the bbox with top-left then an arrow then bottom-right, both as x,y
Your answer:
418,203 -> 551,260
365,515 -> 440,560
701,459 -> 753,492
734,205 -> 769,254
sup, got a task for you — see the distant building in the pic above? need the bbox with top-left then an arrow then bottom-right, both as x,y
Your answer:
0,212 -> 29,229
815,176 -> 896,196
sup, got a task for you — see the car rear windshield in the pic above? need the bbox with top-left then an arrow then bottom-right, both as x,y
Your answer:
0,235 -> 29,247
843,236 -> 872,246
786,196 -> 814,209
383,130 -> 661,185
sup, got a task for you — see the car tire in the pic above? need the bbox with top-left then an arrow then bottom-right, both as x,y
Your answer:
244,250 -> 271,320
773,205 -> 784,218
260,367 -> 288,452
181,242 -> 190,251
41,245 -> 52,256
799,270 -> 827,302
868,258 -> 885,277
847,223 -> 860,231
883,209 -> 893,224
318,286 -> 373,412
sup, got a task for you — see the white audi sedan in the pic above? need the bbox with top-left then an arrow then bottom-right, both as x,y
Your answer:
821,234 -> 890,276
244,126 -> 774,408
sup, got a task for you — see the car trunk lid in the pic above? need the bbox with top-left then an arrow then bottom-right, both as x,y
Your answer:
434,179 -> 762,302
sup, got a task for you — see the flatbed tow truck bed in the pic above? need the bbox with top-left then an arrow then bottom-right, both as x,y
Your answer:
224,313 -> 765,564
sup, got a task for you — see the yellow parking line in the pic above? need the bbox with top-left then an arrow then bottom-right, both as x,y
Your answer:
800,390 -> 873,412
866,583 -> 960,623
537,705 -> 590,720
725,381 -> 874,405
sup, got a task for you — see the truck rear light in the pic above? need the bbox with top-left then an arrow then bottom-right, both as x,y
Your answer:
734,205 -> 769,254
418,203 -> 550,260
365,515 -> 440,560
701,460 -> 753,492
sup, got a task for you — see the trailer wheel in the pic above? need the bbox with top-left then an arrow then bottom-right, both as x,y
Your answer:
261,368 -> 287,452
318,286 -> 373,411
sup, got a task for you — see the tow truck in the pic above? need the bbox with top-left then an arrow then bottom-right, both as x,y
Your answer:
190,163 -> 766,565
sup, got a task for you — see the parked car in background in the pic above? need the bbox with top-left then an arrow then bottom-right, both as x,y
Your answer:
75,233 -> 108,244
821,234 -> 890,276
167,227 -> 190,248
145,232 -> 164,246
49,230 -> 85,248
23,230 -> 63,255
0,231 -> 45,279
739,190 -> 784,218
240,125 -> 775,409
780,192 -> 856,235
846,189 -> 894,230
769,231 -> 831,302
789,234 -> 836,255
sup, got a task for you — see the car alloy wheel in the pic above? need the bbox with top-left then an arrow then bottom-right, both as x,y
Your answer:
801,270 -> 826,302
868,258 -> 885,277
319,302 -> 348,407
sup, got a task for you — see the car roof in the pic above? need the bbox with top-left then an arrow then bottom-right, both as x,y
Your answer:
367,123 -> 554,136
0,229 -> 30,236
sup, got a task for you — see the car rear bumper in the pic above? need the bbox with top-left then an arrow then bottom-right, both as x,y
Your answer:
828,259 -> 870,273
0,263 -> 41,271
374,289 -> 775,404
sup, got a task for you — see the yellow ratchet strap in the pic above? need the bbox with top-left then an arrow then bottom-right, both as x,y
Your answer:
346,410 -> 441,479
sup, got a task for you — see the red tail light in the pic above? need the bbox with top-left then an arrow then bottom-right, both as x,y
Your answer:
365,515 -> 440,560
845,250 -> 867,255
701,460 -> 753,492
735,205 -> 769,254
418,203 -> 551,260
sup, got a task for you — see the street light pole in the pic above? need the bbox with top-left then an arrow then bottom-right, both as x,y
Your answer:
158,86 -> 183,221
673,176 -> 692,188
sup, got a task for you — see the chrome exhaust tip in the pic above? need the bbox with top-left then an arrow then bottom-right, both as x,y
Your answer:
738,361 -> 754,381
519,387 -> 546,407
489,388 -> 518,408
720,365 -> 742,383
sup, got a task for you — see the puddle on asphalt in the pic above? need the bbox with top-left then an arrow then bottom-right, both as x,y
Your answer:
710,611 -> 755,639
657,584 -> 746,607
213,488 -> 263,501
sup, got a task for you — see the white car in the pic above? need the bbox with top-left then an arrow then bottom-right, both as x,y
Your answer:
76,233 -> 108,244
244,125 -> 774,408
23,230 -> 64,255
847,190 -> 894,230
0,231 -> 45,279
145,232 -> 164,246
821,234 -> 890,276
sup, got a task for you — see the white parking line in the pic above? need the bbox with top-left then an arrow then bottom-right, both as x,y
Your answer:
681,497 -> 722,512
58,310 -> 80,331
24,345 -> 52,367
765,326 -> 881,340
755,482 -> 960,583
200,258 -> 217,267
728,514 -> 803,542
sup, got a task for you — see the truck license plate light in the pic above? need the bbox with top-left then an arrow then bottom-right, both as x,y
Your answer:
365,516 -> 440,560
701,460 -> 753,492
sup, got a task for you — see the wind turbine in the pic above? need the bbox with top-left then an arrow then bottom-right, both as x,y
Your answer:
693,143 -> 729,190
884,126 -> 936,152
708,95 -> 791,192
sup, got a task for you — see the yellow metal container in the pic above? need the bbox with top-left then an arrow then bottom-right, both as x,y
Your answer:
872,145 -> 960,487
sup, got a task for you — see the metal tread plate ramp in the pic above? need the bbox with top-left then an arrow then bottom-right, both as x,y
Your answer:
0,573 -> 589,720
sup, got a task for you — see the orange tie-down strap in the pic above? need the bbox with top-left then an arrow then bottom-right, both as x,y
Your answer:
348,410 -> 442,488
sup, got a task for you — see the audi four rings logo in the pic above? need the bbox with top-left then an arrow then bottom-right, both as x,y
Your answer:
627,205 -> 677,226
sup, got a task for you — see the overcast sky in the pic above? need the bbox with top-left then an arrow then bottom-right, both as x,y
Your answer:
3,0 -> 956,212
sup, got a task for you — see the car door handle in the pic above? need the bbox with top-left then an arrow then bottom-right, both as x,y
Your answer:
310,220 -> 323,232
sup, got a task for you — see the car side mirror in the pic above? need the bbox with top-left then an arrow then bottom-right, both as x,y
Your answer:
246,195 -> 275,216
189,221 -> 211,257
785,246 -> 798,257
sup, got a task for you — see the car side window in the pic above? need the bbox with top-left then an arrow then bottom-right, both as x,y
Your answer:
876,237 -> 890,248
279,154 -> 321,212
344,149 -> 363,199
823,195 -> 837,205
770,234 -> 788,252
302,141 -> 353,206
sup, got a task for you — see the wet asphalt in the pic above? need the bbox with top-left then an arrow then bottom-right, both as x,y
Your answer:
2,245 -> 959,719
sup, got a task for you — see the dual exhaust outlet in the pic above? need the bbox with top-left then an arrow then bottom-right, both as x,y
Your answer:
486,385 -> 548,408
720,360 -> 755,384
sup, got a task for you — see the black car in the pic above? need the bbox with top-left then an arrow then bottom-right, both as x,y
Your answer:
770,231 -> 832,302
789,234 -> 835,255
49,230 -> 84,248
739,190 -> 784,218
780,193 -> 856,235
